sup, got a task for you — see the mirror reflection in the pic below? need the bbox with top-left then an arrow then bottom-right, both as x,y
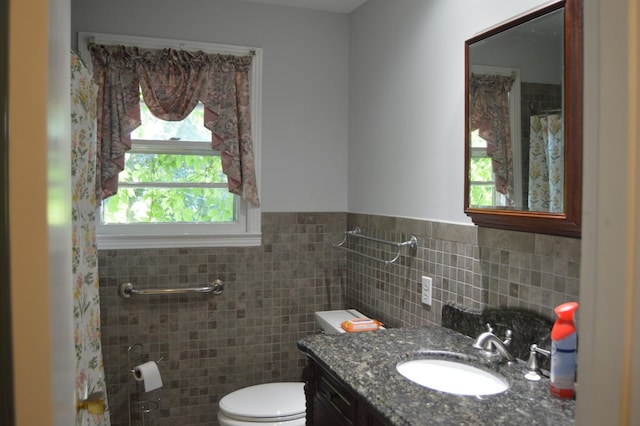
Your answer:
467,8 -> 564,213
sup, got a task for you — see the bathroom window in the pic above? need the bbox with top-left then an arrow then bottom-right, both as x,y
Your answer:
101,100 -> 240,223
468,130 -> 507,207
82,32 -> 262,249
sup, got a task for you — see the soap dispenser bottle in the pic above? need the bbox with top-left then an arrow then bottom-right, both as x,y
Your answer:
550,301 -> 578,398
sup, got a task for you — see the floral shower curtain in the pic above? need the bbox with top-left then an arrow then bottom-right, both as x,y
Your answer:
71,51 -> 110,426
528,114 -> 564,212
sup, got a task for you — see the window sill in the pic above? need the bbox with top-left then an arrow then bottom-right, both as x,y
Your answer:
97,233 -> 262,249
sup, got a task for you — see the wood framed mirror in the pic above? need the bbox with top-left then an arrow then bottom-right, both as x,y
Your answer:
464,0 -> 582,237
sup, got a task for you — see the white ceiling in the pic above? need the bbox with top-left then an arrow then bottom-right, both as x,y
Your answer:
240,0 -> 368,14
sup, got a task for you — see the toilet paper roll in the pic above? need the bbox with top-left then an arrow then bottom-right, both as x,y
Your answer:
133,361 -> 163,392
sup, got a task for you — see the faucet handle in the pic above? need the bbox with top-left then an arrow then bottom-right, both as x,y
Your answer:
503,329 -> 513,346
524,344 -> 551,381
485,323 -> 493,333
533,344 -> 550,358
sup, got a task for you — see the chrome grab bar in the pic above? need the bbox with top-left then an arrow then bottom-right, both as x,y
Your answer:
118,279 -> 224,298
332,227 -> 418,266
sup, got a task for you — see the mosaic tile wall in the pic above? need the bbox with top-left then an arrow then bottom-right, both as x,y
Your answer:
344,213 -> 581,328
97,211 -> 580,425
97,212 -> 347,425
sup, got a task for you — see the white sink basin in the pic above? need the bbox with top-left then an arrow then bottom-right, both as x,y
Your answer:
396,357 -> 509,396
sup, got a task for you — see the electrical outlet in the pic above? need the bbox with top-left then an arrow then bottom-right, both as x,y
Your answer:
421,276 -> 432,306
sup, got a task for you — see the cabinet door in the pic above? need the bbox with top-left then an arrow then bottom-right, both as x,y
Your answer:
316,369 -> 355,423
303,357 -> 392,426
314,392 -> 353,426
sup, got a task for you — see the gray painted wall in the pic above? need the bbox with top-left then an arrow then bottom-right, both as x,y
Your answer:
348,0 -> 549,222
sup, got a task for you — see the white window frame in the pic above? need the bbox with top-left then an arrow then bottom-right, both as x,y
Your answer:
78,32 -> 262,249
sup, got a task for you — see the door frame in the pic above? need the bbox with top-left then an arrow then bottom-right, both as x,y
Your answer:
0,0 -> 15,421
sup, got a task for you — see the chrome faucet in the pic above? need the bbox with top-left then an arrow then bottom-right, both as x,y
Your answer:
472,323 -> 516,364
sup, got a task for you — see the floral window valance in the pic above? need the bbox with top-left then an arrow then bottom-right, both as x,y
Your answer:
89,44 -> 260,207
469,73 -> 515,201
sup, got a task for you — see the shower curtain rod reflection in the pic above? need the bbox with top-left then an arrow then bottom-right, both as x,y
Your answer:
118,279 -> 224,298
528,101 -> 562,115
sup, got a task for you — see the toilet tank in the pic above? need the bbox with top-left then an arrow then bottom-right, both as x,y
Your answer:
315,309 -> 382,334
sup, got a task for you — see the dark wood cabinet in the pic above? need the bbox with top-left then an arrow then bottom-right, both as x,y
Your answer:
302,357 -> 390,426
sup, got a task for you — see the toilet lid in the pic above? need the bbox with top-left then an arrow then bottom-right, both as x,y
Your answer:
219,382 -> 305,421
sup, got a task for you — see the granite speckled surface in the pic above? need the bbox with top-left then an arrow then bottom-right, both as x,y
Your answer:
298,326 -> 574,425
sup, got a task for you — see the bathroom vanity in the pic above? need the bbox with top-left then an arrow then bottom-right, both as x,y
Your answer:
298,326 -> 574,425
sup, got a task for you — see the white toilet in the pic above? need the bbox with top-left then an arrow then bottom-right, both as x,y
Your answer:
217,382 -> 306,426
217,309 -> 373,425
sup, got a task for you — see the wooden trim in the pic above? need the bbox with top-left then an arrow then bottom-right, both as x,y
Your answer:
0,0 -> 14,422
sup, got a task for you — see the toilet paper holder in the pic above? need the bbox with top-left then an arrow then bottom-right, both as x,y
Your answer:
127,343 -> 163,425
130,356 -> 164,374
127,343 -> 163,373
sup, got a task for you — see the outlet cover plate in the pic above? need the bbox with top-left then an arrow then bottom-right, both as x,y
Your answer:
421,276 -> 432,306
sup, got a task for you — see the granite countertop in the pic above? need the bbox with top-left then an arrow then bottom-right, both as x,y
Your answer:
297,326 -> 575,425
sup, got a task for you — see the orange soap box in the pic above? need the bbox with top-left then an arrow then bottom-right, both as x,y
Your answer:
340,318 -> 383,332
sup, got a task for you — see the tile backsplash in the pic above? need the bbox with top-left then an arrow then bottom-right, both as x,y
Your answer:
345,213 -> 580,328
97,211 -> 580,425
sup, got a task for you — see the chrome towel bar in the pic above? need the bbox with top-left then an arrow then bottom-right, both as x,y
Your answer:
118,279 -> 224,298
332,227 -> 418,266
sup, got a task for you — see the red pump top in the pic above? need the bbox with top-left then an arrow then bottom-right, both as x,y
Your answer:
551,301 -> 579,341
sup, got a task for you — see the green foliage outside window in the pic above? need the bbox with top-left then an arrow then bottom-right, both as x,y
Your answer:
469,157 -> 494,206
102,153 -> 234,224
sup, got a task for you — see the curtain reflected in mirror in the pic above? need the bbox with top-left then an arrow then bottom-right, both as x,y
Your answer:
469,73 -> 515,207
528,113 -> 563,212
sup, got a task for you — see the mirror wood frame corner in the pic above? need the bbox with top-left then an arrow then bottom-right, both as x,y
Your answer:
464,0 -> 583,238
